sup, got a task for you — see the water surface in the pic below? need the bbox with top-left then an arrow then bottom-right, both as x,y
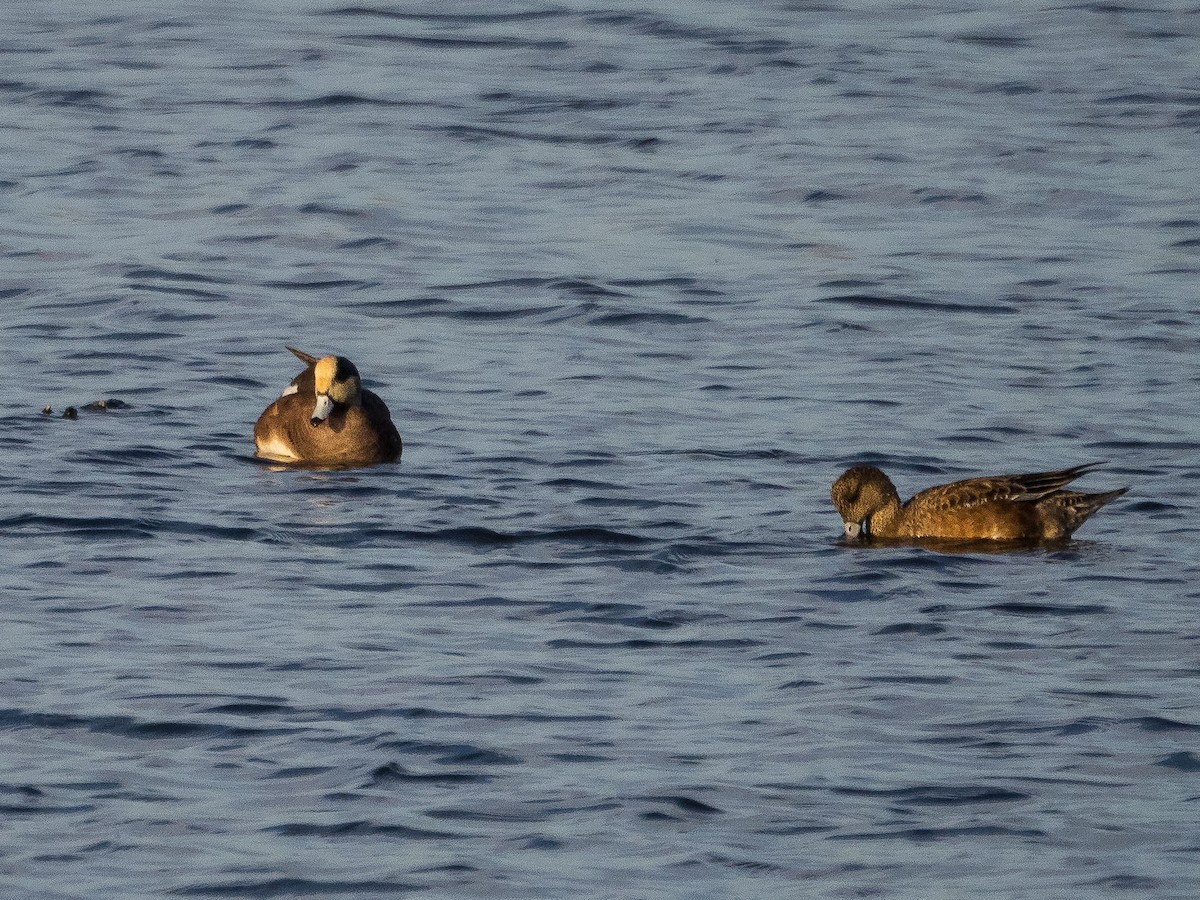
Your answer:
2,2 -> 1199,898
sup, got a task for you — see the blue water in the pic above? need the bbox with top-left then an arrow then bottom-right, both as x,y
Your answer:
3,2 -> 1199,898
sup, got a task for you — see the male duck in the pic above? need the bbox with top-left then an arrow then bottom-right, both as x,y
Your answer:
831,462 -> 1126,544
254,347 -> 402,467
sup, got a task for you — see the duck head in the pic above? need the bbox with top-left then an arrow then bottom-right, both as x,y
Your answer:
311,355 -> 362,426
831,466 -> 900,538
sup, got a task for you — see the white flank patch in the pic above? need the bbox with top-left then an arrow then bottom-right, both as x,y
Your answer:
256,436 -> 299,461
280,383 -> 299,397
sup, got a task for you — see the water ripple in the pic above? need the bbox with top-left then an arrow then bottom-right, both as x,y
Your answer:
2,3 -> 1196,898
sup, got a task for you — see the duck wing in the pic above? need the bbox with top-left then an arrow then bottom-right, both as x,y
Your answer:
910,463 -> 1105,512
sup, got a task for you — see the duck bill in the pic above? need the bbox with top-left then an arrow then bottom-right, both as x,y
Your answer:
310,393 -> 334,426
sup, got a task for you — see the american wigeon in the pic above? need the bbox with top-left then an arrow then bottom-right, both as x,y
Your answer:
254,347 -> 402,467
831,462 -> 1127,544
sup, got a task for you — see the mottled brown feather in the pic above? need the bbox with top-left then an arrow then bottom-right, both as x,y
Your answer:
832,463 -> 1126,544
907,463 -> 1103,513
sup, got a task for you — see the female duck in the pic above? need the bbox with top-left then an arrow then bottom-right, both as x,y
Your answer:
254,347 -> 402,467
831,463 -> 1126,544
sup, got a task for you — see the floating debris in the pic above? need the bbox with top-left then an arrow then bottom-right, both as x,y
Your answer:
41,398 -> 129,418
83,398 -> 130,411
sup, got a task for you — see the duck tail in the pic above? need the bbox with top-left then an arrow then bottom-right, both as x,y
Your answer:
1057,486 -> 1129,535
286,346 -> 319,365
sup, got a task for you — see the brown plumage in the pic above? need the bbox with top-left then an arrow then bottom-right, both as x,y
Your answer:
253,347 -> 402,468
831,463 -> 1127,544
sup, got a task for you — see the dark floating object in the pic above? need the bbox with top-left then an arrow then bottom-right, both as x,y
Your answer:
41,398 -> 129,418
83,398 -> 130,411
